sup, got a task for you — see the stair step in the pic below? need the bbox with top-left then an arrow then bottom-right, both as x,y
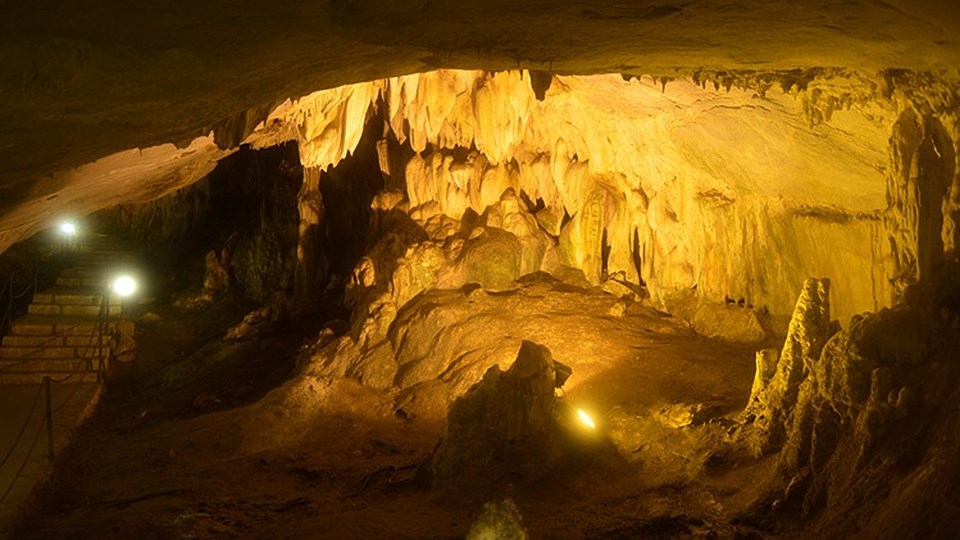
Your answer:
1,335 -> 108,349
0,359 -> 99,372
59,266 -> 107,279
0,371 -> 99,384
0,233 -> 136,386
0,345 -> 109,359
0,346 -> 87,359
8,316 -> 116,337
32,288 -> 121,306
28,304 -> 120,316
75,253 -> 135,259
2,335 -> 65,347
56,276 -> 111,288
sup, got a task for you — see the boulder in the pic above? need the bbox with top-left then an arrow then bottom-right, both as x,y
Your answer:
431,341 -> 561,485
690,301 -> 767,344
466,498 -> 529,540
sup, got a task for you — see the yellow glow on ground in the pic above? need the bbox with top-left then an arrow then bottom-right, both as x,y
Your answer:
577,408 -> 596,430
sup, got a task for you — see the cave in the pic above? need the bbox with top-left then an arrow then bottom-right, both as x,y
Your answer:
1,2 -> 959,538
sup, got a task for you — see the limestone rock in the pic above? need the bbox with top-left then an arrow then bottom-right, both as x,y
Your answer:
654,403 -> 706,429
748,349 -> 780,402
108,330 -> 136,363
535,206 -> 564,237
689,301 -> 767,344
202,235 -> 237,300
140,311 -> 163,324
455,227 -> 523,291
106,320 -> 137,381
741,278 -> 839,455
601,272 -> 640,300
431,341 -> 561,486
466,498 -> 529,540
482,189 -> 549,276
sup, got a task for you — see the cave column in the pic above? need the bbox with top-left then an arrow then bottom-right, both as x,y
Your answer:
294,166 -> 327,316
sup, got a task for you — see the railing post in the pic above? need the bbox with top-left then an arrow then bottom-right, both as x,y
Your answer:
97,290 -> 108,383
33,254 -> 39,296
6,274 -> 12,333
44,376 -> 54,463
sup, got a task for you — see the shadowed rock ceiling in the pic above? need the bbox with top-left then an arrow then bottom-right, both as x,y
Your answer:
1,0 -> 958,182
0,0 -> 957,314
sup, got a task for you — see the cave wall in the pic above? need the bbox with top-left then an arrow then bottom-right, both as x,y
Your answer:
362,70 -> 911,324
106,143 -> 302,302
247,69 -> 958,326
887,106 -> 960,299
294,114 -> 385,315
15,68 -> 957,328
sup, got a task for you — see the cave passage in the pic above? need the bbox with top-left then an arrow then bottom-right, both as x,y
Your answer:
1,65 -> 959,540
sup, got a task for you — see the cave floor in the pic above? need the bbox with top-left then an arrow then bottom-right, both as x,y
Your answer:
13,285 -> 779,539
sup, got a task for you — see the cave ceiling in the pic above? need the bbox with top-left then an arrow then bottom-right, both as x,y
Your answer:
0,0 -> 958,250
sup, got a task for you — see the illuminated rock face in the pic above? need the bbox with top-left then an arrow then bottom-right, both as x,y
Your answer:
741,278 -> 841,455
737,274 -> 960,534
4,69 -> 957,329
431,340 -> 561,486
279,69 -> 952,326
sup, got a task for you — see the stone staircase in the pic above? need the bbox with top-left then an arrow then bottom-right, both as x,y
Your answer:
0,234 -> 136,384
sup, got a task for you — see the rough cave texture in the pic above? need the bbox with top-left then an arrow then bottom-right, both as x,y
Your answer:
8,69 -> 960,328
741,278 -> 840,456
101,144 -> 303,303
3,2 -> 960,538
738,276 -> 960,537
432,341 -> 561,486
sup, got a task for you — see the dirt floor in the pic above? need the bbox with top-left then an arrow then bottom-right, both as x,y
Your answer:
11,284 -> 782,539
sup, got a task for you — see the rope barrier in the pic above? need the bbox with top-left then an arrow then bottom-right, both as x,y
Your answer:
0,407 -> 48,505
49,297 -> 110,385
0,294 -> 110,378
10,282 -> 34,300
0,311 -> 106,507
51,379 -> 88,416
0,385 -> 43,470
0,330 -> 96,377
0,237 -> 126,508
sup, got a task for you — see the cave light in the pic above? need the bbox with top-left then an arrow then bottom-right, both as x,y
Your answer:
576,408 -> 596,430
59,221 -> 77,237
111,275 -> 138,298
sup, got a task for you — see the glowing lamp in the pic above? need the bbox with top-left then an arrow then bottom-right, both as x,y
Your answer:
576,408 -> 596,430
59,221 -> 77,236
111,275 -> 137,298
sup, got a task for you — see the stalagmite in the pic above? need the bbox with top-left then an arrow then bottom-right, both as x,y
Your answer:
3,4 -> 960,534
741,278 -> 840,455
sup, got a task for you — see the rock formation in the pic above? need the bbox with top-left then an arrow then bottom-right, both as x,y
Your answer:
3,5 -> 959,535
741,278 -> 840,455
9,69 -> 958,331
431,341 -> 562,486
737,276 -> 960,535
466,498 -> 529,540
